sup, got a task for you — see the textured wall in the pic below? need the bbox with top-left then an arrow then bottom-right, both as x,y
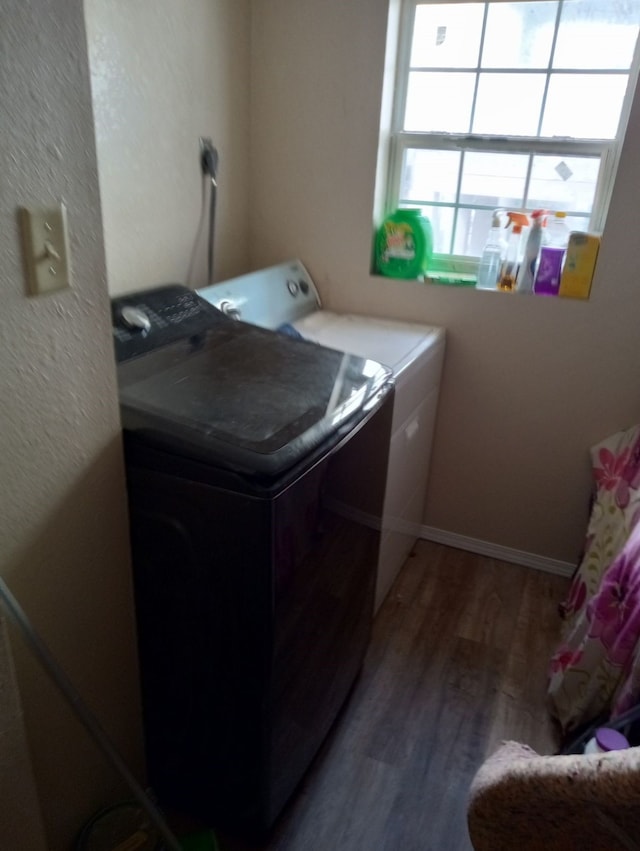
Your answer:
249,0 -> 640,564
85,0 -> 251,295
0,2 -> 143,848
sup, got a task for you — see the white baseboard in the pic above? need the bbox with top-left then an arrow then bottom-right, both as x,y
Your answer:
419,525 -> 576,578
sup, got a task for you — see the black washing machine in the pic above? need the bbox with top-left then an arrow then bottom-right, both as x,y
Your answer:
111,285 -> 394,834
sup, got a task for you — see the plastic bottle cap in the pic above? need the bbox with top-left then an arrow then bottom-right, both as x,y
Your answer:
595,728 -> 629,751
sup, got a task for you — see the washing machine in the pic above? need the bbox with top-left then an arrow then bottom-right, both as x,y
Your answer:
111,284 -> 394,833
198,260 -> 445,611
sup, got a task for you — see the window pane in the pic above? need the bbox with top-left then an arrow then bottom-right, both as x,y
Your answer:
473,73 -> 546,135
405,72 -> 475,132
482,2 -> 558,69
554,0 -> 640,70
411,3 -> 484,68
416,205 -> 455,255
400,149 -> 461,204
528,154 -> 600,213
453,207 -> 498,257
459,151 -> 529,208
541,74 -> 629,138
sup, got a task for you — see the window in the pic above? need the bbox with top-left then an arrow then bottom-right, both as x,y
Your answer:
385,0 -> 640,275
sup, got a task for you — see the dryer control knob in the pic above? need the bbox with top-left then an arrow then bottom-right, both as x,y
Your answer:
219,300 -> 241,320
287,279 -> 299,296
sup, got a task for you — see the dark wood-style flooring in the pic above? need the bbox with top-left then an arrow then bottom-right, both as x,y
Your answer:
214,540 -> 569,851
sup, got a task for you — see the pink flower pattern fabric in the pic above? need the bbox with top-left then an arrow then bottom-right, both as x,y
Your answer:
593,445 -> 631,493
548,645 -> 583,676
586,530 -> 640,667
548,424 -> 640,732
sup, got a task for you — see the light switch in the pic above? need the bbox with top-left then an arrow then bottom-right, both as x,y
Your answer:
19,204 -> 71,296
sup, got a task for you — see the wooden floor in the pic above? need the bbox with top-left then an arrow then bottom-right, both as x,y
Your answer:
214,540 -> 569,851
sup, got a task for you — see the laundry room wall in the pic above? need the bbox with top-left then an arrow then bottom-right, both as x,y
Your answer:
1,2 -> 143,849
249,0 -> 640,566
85,0 -> 251,296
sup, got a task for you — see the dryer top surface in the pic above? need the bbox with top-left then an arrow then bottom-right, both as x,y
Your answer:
292,311 -> 445,376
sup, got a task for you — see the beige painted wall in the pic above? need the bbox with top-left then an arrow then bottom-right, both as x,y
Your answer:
249,0 -> 640,564
1,2 -> 143,849
86,0 -> 251,295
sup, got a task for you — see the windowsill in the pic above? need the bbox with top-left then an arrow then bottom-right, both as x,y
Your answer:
371,269 -> 592,299
371,248 -> 595,298
425,272 -> 477,287
370,269 -> 476,286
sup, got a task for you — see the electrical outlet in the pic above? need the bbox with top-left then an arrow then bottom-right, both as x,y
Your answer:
199,137 -> 218,180
19,203 -> 71,296
199,136 -> 213,174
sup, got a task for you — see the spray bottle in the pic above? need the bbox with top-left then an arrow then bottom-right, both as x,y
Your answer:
476,210 -> 506,290
516,210 -> 546,294
498,212 -> 529,292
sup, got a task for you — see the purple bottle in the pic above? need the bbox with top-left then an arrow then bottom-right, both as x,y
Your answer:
534,212 -> 570,296
583,727 -> 630,754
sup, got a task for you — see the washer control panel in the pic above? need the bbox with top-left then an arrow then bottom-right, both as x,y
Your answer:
112,284 -> 225,362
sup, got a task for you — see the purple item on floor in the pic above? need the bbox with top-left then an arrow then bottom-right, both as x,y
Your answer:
596,728 -> 630,752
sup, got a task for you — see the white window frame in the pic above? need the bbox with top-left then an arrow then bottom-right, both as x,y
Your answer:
386,0 -> 640,275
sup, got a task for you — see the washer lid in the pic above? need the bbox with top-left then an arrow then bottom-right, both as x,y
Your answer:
117,320 -> 392,477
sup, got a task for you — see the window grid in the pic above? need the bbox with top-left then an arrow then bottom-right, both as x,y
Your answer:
535,3 -> 562,135
387,0 -> 640,269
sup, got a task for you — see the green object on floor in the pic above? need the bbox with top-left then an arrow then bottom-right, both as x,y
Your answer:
178,830 -> 219,851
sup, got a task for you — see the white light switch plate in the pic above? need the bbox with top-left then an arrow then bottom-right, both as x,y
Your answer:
19,204 -> 71,296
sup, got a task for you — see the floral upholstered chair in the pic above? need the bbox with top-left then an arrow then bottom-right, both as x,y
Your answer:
548,423 -> 640,733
